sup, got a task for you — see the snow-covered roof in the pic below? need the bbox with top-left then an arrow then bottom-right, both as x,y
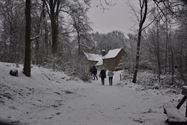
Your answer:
103,48 -> 123,59
95,59 -> 103,66
84,52 -> 102,62
84,48 -> 124,65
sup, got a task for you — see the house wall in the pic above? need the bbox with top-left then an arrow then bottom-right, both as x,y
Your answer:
103,58 -> 115,70
115,50 -> 125,70
103,49 -> 125,71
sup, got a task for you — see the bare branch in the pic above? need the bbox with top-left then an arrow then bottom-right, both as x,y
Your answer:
128,1 -> 140,22
30,35 -> 40,41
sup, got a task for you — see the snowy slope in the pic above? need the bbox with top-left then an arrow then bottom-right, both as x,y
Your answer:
0,62 -> 83,124
0,62 -> 185,125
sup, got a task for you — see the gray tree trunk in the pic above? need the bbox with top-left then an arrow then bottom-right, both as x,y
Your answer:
23,0 -> 31,77
156,19 -> 161,82
51,17 -> 58,54
132,0 -> 148,83
165,17 -> 169,73
171,47 -> 174,84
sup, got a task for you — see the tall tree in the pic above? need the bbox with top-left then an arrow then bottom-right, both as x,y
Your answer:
132,0 -> 148,83
31,0 -> 48,65
69,1 -> 91,56
43,0 -> 63,54
0,0 -> 25,63
23,0 -> 31,76
154,8 -> 162,82
154,18 -> 162,82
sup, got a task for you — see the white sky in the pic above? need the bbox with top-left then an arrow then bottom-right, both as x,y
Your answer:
88,0 -> 139,35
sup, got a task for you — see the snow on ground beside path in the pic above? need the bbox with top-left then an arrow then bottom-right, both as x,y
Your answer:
0,62 -> 85,124
0,62 -> 185,125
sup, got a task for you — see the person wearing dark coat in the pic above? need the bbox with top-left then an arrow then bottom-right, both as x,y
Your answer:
92,66 -> 98,80
89,66 -> 93,77
99,68 -> 106,85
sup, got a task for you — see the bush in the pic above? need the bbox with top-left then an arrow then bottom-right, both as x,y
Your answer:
79,73 -> 90,82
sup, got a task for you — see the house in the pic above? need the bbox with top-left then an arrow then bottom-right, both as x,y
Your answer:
83,48 -> 126,71
103,48 -> 125,71
83,52 -> 103,67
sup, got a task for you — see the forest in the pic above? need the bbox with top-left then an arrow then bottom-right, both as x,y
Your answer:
0,0 -> 186,85
0,0 -> 187,125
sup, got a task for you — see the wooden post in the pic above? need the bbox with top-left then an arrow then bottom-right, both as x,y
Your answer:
181,86 -> 187,117
186,100 -> 187,117
177,96 -> 187,109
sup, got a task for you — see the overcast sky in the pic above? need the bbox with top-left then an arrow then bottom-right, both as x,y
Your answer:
88,0 -> 138,35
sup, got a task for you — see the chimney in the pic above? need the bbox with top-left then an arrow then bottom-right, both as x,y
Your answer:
101,49 -> 106,56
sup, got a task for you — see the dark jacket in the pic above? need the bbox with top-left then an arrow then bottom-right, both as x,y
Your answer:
99,69 -> 106,78
92,66 -> 97,75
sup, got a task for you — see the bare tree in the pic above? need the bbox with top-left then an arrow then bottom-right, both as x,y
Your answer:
154,8 -> 162,82
23,0 -> 31,76
0,0 -> 25,63
132,0 -> 148,83
43,0 -> 63,54
69,1 -> 91,56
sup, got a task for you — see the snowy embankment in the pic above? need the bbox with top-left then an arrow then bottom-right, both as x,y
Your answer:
0,62 -> 185,125
0,62 -> 83,125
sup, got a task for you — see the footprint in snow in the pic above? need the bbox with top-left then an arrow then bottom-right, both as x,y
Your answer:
132,117 -> 145,124
113,105 -> 126,110
50,112 -> 61,117
45,116 -> 53,119
64,90 -> 73,94
54,92 -> 61,95
114,107 -> 121,110
56,112 -> 61,115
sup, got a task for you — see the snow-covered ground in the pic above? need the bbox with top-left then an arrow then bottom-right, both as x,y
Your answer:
0,62 -> 185,125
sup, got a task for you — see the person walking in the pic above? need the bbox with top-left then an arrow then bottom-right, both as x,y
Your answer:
92,66 -> 98,80
99,68 -> 106,85
89,66 -> 93,77
108,70 -> 114,86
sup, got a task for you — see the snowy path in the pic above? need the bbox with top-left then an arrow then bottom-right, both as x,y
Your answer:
21,72 -> 171,125
52,74 -> 168,125
0,63 -> 181,125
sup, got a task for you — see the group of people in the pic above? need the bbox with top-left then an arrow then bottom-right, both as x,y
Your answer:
89,66 -> 98,80
89,66 -> 114,86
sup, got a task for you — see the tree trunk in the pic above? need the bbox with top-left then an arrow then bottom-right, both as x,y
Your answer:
43,0 -> 61,55
165,17 -> 169,73
78,33 -> 81,56
35,40 -> 39,64
178,43 -> 186,83
51,16 -> 58,54
169,54 -> 172,74
168,32 -> 174,84
44,20 -> 49,56
23,0 -> 31,77
132,27 -> 142,83
132,0 -> 148,83
42,1 -> 49,58
171,47 -> 174,84
156,19 -> 161,82
186,52 -> 187,72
